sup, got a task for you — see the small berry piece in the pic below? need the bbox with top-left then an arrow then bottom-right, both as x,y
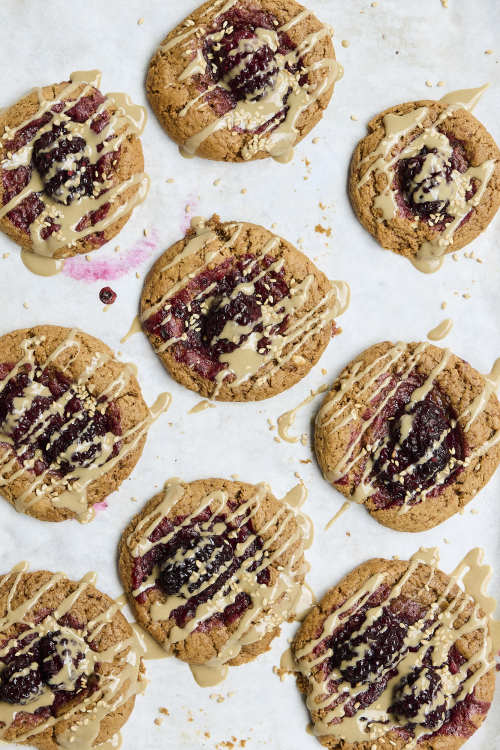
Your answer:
99,286 -> 117,304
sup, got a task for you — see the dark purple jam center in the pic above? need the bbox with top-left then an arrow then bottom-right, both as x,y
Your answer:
348,372 -> 466,509
0,628 -> 97,712
1,87 -> 114,246
0,361 -> 122,478
395,135 -> 474,228
319,587 -> 490,740
199,7 -> 302,125
132,504 -> 271,632
144,253 -> 290,382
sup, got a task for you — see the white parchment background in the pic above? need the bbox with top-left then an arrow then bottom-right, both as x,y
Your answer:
0,0 -> 499,748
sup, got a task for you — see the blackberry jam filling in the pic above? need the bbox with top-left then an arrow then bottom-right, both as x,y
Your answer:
0,361 -> 122,478
132,506 -> 271,631
325,587 -> 425,712
0,629 -> 95,708
391,662 -> 447,728
366,373 -> 466,509
1,84 -> 115,237
144,254 -> 290,381
396,135 -> 473,227
322,588 -> 488,739
201,7 -> 303,120
32,124 -> 94,206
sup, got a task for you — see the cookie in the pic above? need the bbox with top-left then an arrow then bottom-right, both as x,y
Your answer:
0,70 -> 149,261
0,562 -> 145,750
349,86 -> 500,272
314,341 -> 500,532
0,325 -> 169,523
119,478 -> 312,683
291,548 -> 497,750
140,215 -> 349,401
146,0 -> 342,162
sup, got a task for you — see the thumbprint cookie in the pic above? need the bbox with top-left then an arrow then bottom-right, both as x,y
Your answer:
0,325 -> 169,523
349,87 -> 500,272
141,215 -> 349,401
0,563 -> 145,750
314,341 -> 500,531
291,547 -> 498,749
0,70 -> 148,261
119,478 -> 312,685
146,0 -> 342,162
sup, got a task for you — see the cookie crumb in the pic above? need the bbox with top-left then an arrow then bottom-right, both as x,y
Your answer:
23,301 -> 29,309
485,49 -> 493,55
350,114 -> 358,121
321,368 -> 327,375
240,188 -> 247,194
166,178 -> 175,183
213,178 -> 221,186
114,245 -> 120,253
425,80 -> 433,87
138,17 -> 145,25
341,39 -> 350,47
154,718 -> 162,726
209,693 -> 225,703
441,301 -> 447,310
2,252 -> 9,259
315,224 -> 331,237
312,137 -> 320,144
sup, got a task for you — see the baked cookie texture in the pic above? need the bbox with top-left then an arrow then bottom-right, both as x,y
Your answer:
292,549 -> 497,750
141,215 -> 348,402
314,341 -> 500,532
119,478 -> 311,675
0,565 -> 145,750
0,70 -> 148,260
349,91 -> 500,271
146,0 -> 341,162
0,325 -> 154,523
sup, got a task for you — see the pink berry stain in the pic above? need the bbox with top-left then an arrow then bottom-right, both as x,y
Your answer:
93,501 -> 108,515
62,228 -> 159,282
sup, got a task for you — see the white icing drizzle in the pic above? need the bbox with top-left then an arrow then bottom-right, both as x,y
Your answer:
293,547 -> 500,747
427,318 -> 454,341
126,479 -> 313,682
357,85 -> 495,272
316,342 -> 500,513
0,563 -> 145,749
142,217 -> 349,398
0,328 -> 170,522
277,383 -> 329,443
0,71 -> 149,258
164,2 -> 342,162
